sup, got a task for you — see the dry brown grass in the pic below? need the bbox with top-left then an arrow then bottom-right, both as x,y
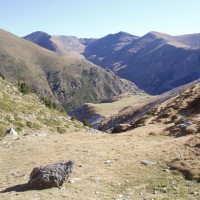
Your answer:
0,124 -> 199,200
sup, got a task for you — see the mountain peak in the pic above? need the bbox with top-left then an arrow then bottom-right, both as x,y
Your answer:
24,31 -> 50,40
143,31 -> 172,40
24,31 -> 56,51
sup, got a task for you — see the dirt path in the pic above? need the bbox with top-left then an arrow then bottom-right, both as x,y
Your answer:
0,126 -> 199,200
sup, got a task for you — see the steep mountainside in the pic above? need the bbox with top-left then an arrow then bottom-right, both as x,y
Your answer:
83,31 -> 200,94
0,29 -> 143,111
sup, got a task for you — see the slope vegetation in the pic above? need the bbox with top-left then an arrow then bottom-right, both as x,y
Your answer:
0,77 -> 84,138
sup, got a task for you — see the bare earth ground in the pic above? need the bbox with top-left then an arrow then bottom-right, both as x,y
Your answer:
0,125 -> 199,200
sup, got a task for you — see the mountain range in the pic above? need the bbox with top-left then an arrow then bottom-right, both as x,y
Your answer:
0,29 -> 142,111
1,28 -> 200,199
24,30 -> 200,95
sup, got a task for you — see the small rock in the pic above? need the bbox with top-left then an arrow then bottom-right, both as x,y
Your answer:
164,169 -> 170,173
60,186 -> 65,191
68,177 -> 81,184
173,185 -> 180,191
178,121 -> 193,129
172,180 -> 178,185
185,183 -> 192,188
125,180 -> 129,183
105,160 -> 113,164
4,128 -> 18,137
35,132 -> 47,137
95,177 -> 102,182
153,190 -> 158,194
141,160 -> 157,166
190,191 -> 199,196
95,191 -> 100,194
162,187 -> 168,193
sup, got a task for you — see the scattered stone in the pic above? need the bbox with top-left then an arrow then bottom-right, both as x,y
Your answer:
153,190 -> 158,194
112,123 -> 131,133
68,177 -> 81,183
29,160 -> 75,189
185,183 -> 192,188
173,185 -> 180,191
95,177 -> 102,182
141,160 -> 157,166
190,191 -> 199,196
4,128 -> 18,137
162,187 -> 168,193
105,160 -> 113,164
125,180 -> 129,183
35,132 -> 47,137
95,191 -> 100,194
164,169 -> 170,173
178,121 -> 193,129
60,186 -> 65,191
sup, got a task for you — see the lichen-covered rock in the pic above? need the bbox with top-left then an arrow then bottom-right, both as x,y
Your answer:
29,160 -> 75,189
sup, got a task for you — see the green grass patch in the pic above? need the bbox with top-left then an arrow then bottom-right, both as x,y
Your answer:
39,118 -> 62,127
56,126 -> 67,134
109,164 -> 200,200
26,121 -> 41,130
74,122 -> 85,129
0,123 -> 8,137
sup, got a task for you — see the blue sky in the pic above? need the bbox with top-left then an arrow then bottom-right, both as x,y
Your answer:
0,0 -> 200,38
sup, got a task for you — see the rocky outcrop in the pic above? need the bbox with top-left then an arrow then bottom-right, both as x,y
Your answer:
29,160 -> 75,189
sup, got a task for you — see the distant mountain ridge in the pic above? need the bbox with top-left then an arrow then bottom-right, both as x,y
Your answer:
83,31 -> 200,94
0,28 -> 143,111
24,30 -> 200,95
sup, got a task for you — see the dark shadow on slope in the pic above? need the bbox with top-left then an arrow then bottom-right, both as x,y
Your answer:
0,183 -> 30,193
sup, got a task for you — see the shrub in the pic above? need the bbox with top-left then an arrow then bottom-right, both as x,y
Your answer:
83,119 -> 91,127
40,97 -> 64,111
71,116 -> 76,121
26,121 -> 41,130
57,127 -> 66,134
18,82 -> 32,94
171,114 -> 179,122
0,72 -> 5,80
0,124 -> 8,137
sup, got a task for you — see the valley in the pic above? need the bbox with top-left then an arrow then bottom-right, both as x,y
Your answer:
0,27 -> 200,200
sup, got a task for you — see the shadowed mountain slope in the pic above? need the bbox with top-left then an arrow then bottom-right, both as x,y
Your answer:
83,31 -> 200,94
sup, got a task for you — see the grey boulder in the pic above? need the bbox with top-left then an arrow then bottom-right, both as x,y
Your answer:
29,160 -> 75,189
